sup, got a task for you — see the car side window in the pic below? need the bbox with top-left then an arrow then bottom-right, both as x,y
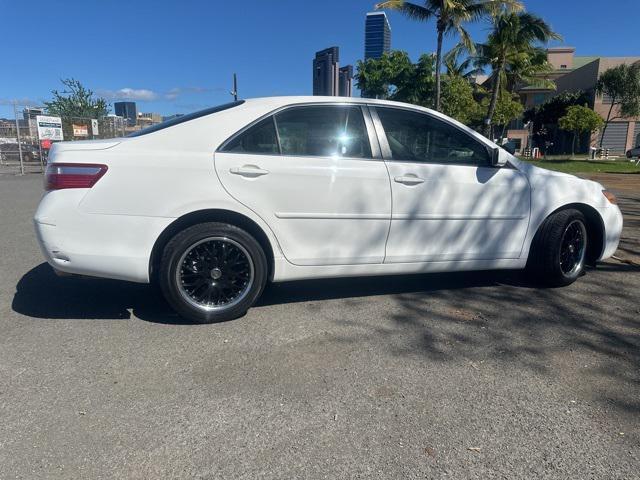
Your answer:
274,105 -> 372,158
221,117 -> 279,154
376,107 -> 490,166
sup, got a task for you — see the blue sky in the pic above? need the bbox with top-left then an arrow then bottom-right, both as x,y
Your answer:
1,0 -> 639,118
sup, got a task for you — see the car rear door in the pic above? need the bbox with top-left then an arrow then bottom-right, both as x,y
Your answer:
371,105 -> 531,263
215,103 -> 391,266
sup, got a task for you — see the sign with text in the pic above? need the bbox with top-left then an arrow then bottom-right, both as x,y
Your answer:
73,124 -> 89,137
91,119 -> 99,136
35,115 -> 64,141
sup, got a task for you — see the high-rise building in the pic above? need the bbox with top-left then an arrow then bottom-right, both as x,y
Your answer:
365,12 -> 391,60
338,65 -> 354,97
313,47 -> 340,96
114,101 -> 137,126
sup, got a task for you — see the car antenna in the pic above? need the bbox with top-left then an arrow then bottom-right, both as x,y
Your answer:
230,73 -> 238,101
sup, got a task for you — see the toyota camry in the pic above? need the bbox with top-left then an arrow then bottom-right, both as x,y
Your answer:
34,97 -> 623,323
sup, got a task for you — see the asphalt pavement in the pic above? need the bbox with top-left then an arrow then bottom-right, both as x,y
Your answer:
1,173 -> 638,479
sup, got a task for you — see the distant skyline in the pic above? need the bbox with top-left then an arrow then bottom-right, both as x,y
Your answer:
1,0 -> 639,118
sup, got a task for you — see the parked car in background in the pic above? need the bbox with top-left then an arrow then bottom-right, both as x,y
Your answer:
0,142 -> 41,163
626,144 -> 640,158
34,97 -> 623,323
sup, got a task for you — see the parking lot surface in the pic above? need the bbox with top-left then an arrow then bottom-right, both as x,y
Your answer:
1,173 -> 639,479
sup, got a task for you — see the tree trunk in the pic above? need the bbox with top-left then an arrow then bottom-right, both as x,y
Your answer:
572,131 -> 577,157
483,63 -> 502,138
599,100 -> 615,148
434,27 -> 444,111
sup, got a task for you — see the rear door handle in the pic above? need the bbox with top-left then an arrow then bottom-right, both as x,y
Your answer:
229,165 -> 270,177
394,175 -> 424,185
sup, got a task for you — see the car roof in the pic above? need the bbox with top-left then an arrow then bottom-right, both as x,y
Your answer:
242,95 -> 433,110
239,96 -> 465,129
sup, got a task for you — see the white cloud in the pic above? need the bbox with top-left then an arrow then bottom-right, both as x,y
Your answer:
0,97 -> 41,106
98,88 -> 158,101
96,85 -> 221,103
164,86 -> 218,100
164,87 -> 182,100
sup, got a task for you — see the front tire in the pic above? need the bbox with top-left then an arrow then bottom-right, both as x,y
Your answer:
159,222 -> 267,323
527,209 -> 588,287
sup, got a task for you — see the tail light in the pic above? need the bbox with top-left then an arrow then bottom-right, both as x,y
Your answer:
45,163 -> 108,191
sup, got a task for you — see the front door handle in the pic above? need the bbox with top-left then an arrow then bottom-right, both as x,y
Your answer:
394,175 -> 424,185
229,165 -> 270,177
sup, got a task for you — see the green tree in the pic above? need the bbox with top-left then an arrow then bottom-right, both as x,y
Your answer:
558,104 -> 604,156
355,51 -> 436,106
374,0 -> 522,111
523,90 -> 590,153
595,63 -> 640,147
492,90 -> 523,139
45,78 -> 109,119
472,88 -> 522,139
473,12 -> 560,136
443,45 -> 483,79
440,75 -> 482,124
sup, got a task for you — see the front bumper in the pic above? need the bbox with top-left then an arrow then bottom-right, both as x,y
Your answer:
598,204 -> 623,260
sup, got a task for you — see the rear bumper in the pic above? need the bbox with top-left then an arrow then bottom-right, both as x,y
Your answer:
34,190 -> 173,283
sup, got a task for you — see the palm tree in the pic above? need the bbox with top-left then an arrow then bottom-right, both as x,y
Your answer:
473,12 -> 560,136
375,0 -> 523,111
443,45 -> 484,79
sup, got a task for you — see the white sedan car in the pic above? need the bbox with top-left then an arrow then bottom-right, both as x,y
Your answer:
35,97 -> 623,323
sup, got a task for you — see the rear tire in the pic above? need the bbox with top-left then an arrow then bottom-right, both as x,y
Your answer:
159,222 -> 267,323
527,209 -> 588,287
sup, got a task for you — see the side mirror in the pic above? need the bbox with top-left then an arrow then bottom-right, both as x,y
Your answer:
490,147 -> 508,167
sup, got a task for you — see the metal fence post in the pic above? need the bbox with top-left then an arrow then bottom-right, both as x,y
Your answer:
13,103 -> 24,175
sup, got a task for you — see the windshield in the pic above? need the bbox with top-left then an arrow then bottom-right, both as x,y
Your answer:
127,100 -> 245,137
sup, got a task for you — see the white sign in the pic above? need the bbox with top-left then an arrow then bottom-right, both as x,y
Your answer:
91,119 -> 99,136
73,124 -> 89,137
36,115 -> 64,141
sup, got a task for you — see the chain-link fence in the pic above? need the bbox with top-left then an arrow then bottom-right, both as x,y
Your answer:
0,104 -> 128,175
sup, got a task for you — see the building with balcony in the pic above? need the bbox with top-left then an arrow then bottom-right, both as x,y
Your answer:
338,65 -> 354,97
506,47 -> 640,154
313,47 -> 340,96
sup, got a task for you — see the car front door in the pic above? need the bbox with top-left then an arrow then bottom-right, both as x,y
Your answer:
371,106 -> 531,264
215,104 -> 391,266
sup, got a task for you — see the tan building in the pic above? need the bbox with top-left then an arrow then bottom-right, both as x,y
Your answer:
137,112 -> 163,127
508,47 -> 640,154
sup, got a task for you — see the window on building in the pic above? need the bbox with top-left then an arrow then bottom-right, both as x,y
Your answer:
560,64 -> 567,69
533,93 -> 548,105
507,138 -> 522,151
601,93 -> 613,104
274,105 -> 371,158
375,107 -> 490,166
221,117 -> 279,154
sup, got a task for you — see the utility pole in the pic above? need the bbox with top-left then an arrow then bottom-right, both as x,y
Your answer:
230,73 -> 238,101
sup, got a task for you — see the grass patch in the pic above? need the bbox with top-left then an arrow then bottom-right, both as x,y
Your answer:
522,158 -> 640,174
